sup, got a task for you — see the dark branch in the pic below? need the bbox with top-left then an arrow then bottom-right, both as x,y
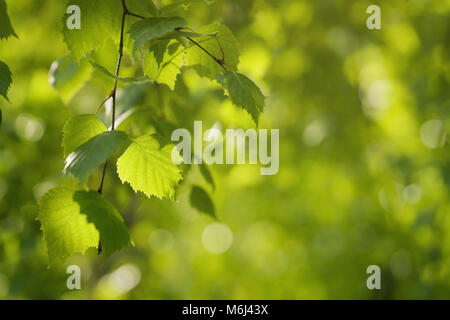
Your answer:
185,36 -> 227,70
96,0 -> 130,254
126,11 -> 145,19
96,91 -> 113,114
129,14 -> 228,71
97,4 -> 128,194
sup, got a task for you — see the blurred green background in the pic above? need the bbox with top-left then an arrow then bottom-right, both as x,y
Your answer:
0,0 -> 449,299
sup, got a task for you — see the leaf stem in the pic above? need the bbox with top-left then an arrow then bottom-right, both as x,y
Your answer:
126,11 -> 145,19
185,36 -> 227,70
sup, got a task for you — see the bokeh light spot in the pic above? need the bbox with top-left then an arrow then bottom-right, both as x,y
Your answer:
202,223 -> 233,254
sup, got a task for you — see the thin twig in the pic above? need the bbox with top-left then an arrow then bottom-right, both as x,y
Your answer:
185,36 -> 227,70
126,11 -> 145,19
130,15 -> 228,71
96,91 -> 113,115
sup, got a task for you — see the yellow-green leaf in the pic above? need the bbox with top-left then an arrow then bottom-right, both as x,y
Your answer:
185,23 -> 239,79
38,187 -> 133,265
117,135 -> 183,199
64,131 -> 129,184
62,115 -> 108,158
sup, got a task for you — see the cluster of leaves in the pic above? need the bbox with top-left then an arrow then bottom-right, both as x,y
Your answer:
38,0 -> 265,265
0,0 -> 17,126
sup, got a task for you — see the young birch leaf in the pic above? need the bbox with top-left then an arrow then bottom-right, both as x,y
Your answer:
129,17 -> 186,51
190,186 -> 215,217
0,60 -> 12,101
185,23 -> 239,79
38,187 -> 133,265
157,30 -> 216,41
64,131 -> 128,184
49,55 -> 91,103
143,41 -> 184,90
148,40 -> 170,68
62,0 -> 121,61
117,135 -> 183,199
90,61 -> 150,83
158,0 -> 214,16
63,115 -> 107,158
126,0 -> 158,17
0,0 -> 17,40
217,71 -> 265,125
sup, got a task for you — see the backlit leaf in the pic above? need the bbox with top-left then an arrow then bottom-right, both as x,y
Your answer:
129,17 -> 186,51
38,187 -> 133,265
217,71 -> 265,125
117,135 -> 182,199
49,55 -> 91,103
62,115 -> 107,158
62,0 -> 121,61
185,23 -> 239,79
64,131 -> 129,184
143,41 -> 184,89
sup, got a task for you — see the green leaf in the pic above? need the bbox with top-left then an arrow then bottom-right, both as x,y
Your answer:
62,0 -> 121,61
128,17 -> 186,51
90,61 -> 150,83
185,23 -> 239,79
64,131 -> 129,184
144,41 -> 184,89
199,163 -> 215,191
38,187 -> 133,265
62,115 -> 108,158
0,60 -> 12,101
0,0 -> 17,40
126,0 -> 158,17
49,55 -> 91,103
159,0 -> 214,16
157,30 -> 217,41
217,71 -> 265,125
0,108 -> 2,128
190,185 -> 215,217
117,135 -> 183,199
148,39 -> 170,68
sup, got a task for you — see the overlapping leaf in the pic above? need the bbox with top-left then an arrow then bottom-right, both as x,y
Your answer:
64,131 -> 128,184
185,23 -> 239,79
49,55 -> 91,103
62,0 -> 121,61
143,41 -> 185,89
90,61 -> 150,83
62,115 -> 108,157
128,17 -> 186,51
217,71 -> 265,125
38,187 -> 133,265
159,0 -> 215,16
117,135 -> 183,199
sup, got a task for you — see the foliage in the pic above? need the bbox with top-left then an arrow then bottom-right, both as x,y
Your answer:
0,0 -> 449,300
34,0 -> 266,264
